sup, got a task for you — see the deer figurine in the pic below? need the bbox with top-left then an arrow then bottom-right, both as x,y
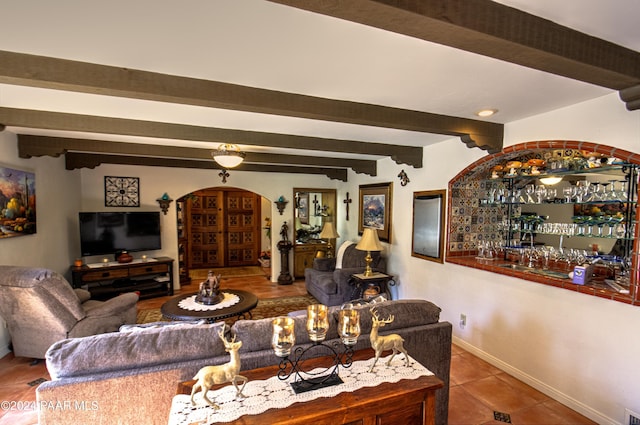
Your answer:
368,307 -> 410,373
190,330 -> 248,409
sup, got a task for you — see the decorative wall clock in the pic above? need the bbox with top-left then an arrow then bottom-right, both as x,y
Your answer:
104,176 -> 140,207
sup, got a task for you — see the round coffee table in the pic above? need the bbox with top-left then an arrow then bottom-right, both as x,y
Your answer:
161,289 -> 258,323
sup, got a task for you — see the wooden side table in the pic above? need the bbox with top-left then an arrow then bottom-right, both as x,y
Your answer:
176,348 -> 443,425
349,272 -> 395,301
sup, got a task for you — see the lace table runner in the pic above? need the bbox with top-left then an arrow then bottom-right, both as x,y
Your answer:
177,293 -> 240,312
168,354 -> 433,425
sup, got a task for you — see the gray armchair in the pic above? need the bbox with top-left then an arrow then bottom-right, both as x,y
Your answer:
304,242 -> 386,306
0,266 -> 138,359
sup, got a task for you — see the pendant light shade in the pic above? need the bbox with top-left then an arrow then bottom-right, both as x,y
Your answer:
211,143 -> 246,168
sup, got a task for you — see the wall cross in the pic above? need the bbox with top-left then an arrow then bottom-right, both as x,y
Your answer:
343,192 -> 352,220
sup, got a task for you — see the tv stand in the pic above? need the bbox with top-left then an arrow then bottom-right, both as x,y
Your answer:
71,257 -> 174,300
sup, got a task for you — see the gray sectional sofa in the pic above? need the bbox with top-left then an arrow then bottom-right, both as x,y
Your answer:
37,299 -> 452,425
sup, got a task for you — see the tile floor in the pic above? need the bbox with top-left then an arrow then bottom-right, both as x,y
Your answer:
0,275 -> 597,424
449,344 -> 596,424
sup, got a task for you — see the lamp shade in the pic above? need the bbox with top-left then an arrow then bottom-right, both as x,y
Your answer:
211,143 -> 246,168
356,228 -> 383,252
319,222 -> 339,239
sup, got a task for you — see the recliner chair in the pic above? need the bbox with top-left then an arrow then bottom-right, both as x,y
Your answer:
0,266 -> 138,359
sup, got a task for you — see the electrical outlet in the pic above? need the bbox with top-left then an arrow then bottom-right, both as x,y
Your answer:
459,314 -> 467,329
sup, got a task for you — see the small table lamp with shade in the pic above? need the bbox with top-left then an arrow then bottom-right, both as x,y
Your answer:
319,221 -> 339,258
355,227 -> 383,276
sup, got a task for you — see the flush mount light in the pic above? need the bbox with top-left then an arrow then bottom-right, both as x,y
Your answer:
539,176 -> 563,185
211,143 -> 246,168
476,109 -> 498,118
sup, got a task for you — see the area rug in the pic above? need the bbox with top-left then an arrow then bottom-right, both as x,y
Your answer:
136,294 -> 318,324
190,267 -> 265,280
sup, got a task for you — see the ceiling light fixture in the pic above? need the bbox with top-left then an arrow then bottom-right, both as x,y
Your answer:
211,143 -> 246,168
539,176 -> 563,185
476,109 -> 498,118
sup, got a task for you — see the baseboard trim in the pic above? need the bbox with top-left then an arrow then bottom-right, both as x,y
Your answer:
452,336 -> 619,425
0,346 -> 10,359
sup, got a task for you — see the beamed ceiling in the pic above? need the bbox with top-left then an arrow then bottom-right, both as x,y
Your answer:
1,0 -> 639,181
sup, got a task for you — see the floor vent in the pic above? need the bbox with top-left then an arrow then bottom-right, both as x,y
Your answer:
626,408 -> 640,425
494,411 -> 512,423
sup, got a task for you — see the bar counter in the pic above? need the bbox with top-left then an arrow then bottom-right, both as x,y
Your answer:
446,255 -> 634,305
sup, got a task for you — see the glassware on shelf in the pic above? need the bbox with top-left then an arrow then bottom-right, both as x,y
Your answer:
575,180 -> 590,203
535,185 -> 547,204
606,215 -> 624,238
614,221 -> 627,239
524,184 -> 535,204
563,186 -> 573,203
618,180 -> 628,201
606,180 -> 619,201
572,216 -> 588,236
593,215 -> 607,238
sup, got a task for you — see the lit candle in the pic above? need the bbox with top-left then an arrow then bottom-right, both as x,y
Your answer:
306,304 -> 329,342
272,317 -> 295,357
338,309 -> 361,346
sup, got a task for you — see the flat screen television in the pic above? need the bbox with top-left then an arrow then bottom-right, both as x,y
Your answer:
79,211 -> 162,257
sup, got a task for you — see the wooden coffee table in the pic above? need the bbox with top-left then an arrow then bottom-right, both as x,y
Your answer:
160,289 -> 258,322
176,348 -> 443,425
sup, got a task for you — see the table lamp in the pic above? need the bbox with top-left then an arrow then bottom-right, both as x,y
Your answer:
355,227 -> 383,276
319,221 -> 339,257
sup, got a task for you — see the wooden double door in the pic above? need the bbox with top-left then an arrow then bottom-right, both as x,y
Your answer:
185,188 -> 261,269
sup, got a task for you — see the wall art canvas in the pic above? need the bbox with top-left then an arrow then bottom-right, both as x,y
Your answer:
358,182 -> 393,242
0,165 -> 36,239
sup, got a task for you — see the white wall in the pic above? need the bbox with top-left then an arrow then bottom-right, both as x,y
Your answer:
341,93 -> 640,425
0,131 -> 81,358
78,164 -> 339,284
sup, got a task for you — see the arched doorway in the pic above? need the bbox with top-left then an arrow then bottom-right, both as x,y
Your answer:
176,187 -> 270,285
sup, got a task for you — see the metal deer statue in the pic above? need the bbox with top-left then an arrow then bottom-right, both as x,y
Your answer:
190,330 -> 248,409
368,307 -> 410,373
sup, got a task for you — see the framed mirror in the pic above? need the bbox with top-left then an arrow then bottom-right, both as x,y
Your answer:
412,189 -> 446,263
292,188 -> 337,278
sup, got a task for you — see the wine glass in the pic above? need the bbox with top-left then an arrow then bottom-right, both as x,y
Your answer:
562,186 -> 572,203
593,214 -> 607,238
607,215 -> 623,238
524,184 -> 535,204
606,180 -> 619,201
535,185 -> 547,204
572,216 -> 587,236
575,180 -> 590,203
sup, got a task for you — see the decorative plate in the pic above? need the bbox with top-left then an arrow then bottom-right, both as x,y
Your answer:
104,176 -> 140,207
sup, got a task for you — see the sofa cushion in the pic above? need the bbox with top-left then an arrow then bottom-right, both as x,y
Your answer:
46,321 -> 226,379
232,314 -> 307,352
310,273 -> 338,295
312,257 -> 336,272
332,299 -> 441,335
335,241 -> 354,268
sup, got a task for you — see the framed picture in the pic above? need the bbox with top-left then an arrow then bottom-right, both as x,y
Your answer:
105,176 -> 140,207
411,189 -> 446,263
0,165 -> 37,239
358,182 -> 393,243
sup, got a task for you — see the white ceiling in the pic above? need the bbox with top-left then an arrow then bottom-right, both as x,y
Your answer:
0,0 -> 638,162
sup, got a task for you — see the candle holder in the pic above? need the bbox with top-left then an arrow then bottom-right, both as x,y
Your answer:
272,305 -> 360,394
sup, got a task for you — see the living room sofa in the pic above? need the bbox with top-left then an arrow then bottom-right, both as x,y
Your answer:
37,298 -> 452,425
305,241 -> 386,306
